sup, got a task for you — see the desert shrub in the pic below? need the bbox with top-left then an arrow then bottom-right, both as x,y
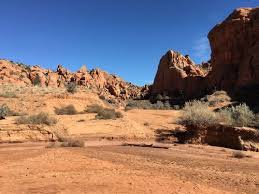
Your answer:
47,129 -> 84,148
0,104 -> 9,119
172,105 -> 180,110
107,98 -> 117,104
232,151 -> 249,159
0,91 -> 17,98
33,74 -> 41,86
0,104 -> 21,119
85,104 -> 103,113
95,108 -> 123,120
66,82 -> 77,94
178,100 -> 219,127
219,104 -> 255,127
125,100 -> 172,110
54,105 -> 78,115
60,138 -> 85,147
16,112 -> 57,125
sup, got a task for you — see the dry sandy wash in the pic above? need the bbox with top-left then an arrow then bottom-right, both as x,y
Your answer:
0,85 -> 259,194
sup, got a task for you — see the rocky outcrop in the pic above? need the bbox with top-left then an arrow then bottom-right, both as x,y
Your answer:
0,60 -> 144,100
151,50 -> 208,97
152,7 -> 259,100
0,125 -> 58,143
208,7 -> 259,90
176,124 -> 259,151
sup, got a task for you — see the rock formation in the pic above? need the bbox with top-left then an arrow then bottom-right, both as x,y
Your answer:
208,7 -> 259,90
176,124 -> 259,152
0,60 -> 144,100
152,7 -> 259,99
151,50 -> 208,98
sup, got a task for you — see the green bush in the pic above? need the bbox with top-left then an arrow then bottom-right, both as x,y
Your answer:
16,112 -> 57,125
219,104 -> 255,127
178,100 -> 219,127
66,82 -> 77,94
54,105 -> 78,115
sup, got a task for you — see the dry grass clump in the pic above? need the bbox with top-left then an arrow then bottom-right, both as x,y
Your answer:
219,104 -> 255,127
49,128 -> 84,148
0,104 -> 8,119
0,104 -> 21,119
54,105 -> 78,115
16,112 -> 57,125
60,138 -> 85,147
179,100 -> 257,128
85,104 -> 103,113
0,91 -> 17,98
85,104 -> 123,120
178,100 -> 219,127
125,100 -> 172,110
95,108 -> 123,120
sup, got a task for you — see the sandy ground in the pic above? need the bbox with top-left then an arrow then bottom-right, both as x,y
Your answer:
1,86 -> 259,193
0,142 -> 258,194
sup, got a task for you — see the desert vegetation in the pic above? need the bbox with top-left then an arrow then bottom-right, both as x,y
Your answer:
54,105 -> 78,115
219,103 -> 255,127
178,100 -> 258,128
66,82 -> 77,94
178,100 -> 219,127
85,104 -> 123,120
0,91 -> 17,98
125,100 -> 172,110
16,112 -> 57,125
0,104 -> 21,119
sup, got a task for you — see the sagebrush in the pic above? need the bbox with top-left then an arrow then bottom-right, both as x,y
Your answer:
16,112 -> 57,125
54,105 -> 78,115
178,100 -> 219,127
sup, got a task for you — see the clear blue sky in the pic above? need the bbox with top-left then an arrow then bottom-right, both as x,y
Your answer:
0,0 -> 258,85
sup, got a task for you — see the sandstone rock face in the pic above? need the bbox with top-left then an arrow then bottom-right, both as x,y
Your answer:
0,60 -> 144,100
152,7 -> 259,99
208,7 -> 259,90
177,124 -> 259,152
151,50 -> 207,97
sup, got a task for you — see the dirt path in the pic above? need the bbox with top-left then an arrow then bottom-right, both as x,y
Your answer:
0,142 -> 258,194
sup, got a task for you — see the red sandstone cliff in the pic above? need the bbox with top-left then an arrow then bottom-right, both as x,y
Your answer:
152,7 -> 259,98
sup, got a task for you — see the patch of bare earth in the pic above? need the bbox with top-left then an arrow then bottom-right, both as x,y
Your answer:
0,143 -> 258,194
